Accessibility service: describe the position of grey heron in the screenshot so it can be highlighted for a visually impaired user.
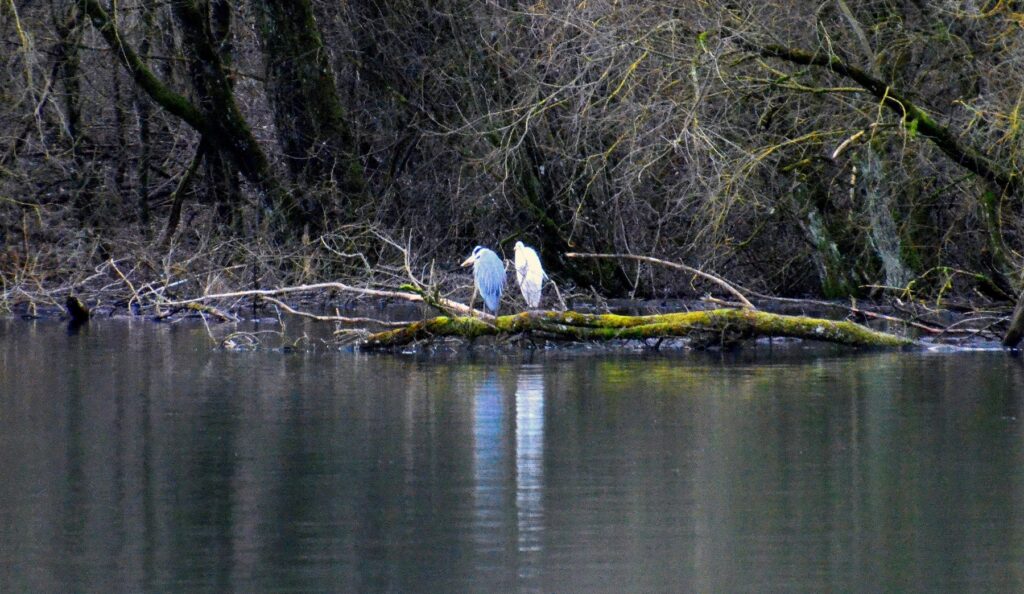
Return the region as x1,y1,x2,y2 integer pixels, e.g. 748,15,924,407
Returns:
461,246,506,313
513,241,546,309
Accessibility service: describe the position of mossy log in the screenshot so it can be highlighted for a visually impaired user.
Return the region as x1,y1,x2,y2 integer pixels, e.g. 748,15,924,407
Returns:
360,309,913,350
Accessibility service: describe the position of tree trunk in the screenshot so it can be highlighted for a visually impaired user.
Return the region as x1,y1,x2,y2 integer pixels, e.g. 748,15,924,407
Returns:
517,135,631,293
1003,291,1024,349
790,179,857,297
55,8,83,148
135,45,152,227
79,0,306,232
55,6,95,221
171,0,269,219
360,309,913,350
858,144,913,290
253,0,365,220
742,40,1020,285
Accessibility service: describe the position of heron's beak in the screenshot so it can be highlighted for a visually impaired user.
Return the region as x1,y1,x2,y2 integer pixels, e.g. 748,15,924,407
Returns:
460,255,475,267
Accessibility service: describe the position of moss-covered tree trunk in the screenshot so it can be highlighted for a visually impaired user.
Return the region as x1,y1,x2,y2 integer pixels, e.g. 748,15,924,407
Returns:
745,40,1020,288
361,309,913,350
741,38,1024,341
519,136,630,292
253,0,365,224
171,0,277,225
790,178,858,298
197,0,243,228
858,143,913,290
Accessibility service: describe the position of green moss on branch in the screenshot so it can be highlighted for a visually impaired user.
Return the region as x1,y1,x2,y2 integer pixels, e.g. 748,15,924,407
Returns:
360,309,913,350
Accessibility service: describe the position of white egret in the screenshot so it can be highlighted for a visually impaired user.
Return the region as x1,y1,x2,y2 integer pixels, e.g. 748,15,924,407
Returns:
513,241,546,309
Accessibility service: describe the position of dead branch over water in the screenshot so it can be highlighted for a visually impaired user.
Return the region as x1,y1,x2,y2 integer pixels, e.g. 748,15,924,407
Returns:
158,282,486,322
565,252,756,309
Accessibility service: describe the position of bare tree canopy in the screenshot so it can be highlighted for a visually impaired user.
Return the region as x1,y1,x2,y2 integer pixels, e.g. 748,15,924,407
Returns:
3,0,1024,329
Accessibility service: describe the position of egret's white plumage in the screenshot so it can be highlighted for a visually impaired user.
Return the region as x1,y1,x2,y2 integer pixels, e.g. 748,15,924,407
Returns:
513,241,546,308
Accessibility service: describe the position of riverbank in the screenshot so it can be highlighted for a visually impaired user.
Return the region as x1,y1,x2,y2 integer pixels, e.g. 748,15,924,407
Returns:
4,292,1011,353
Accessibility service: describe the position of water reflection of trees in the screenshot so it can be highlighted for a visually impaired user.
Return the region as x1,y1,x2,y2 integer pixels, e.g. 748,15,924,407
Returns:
3,326,1024,592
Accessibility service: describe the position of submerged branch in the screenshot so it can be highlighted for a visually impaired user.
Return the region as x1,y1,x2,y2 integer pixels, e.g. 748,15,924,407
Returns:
261,296,406,327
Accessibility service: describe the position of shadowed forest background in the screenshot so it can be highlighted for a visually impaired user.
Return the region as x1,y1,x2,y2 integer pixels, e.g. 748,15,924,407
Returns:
2,0,1023,306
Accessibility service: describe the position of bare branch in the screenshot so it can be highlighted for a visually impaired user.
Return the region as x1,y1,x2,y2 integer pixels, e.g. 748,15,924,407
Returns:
566,252,755,309
157,281,490,318
261,296,406,327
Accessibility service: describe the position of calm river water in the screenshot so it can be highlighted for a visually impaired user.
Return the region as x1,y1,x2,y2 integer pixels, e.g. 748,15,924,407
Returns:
2,319,1023,592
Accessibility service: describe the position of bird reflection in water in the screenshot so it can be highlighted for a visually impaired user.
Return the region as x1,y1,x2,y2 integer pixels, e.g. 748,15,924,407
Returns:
472,369,546,576
472,373,507,544
514,371,545,574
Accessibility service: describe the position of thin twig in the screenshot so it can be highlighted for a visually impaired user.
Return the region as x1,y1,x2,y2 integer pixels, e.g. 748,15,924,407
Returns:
158,281,488,317
109,259,140,309
740,291,950,335
261,296,407,327
566,252,755,309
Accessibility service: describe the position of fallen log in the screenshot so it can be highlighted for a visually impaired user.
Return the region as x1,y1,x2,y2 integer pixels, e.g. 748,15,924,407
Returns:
360,308,913,350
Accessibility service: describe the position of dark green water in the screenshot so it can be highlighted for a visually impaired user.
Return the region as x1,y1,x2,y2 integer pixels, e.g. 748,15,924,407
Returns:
2,320,1023,592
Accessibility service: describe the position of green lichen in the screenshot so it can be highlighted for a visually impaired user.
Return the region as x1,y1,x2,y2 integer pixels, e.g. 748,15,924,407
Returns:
361,309,913,350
